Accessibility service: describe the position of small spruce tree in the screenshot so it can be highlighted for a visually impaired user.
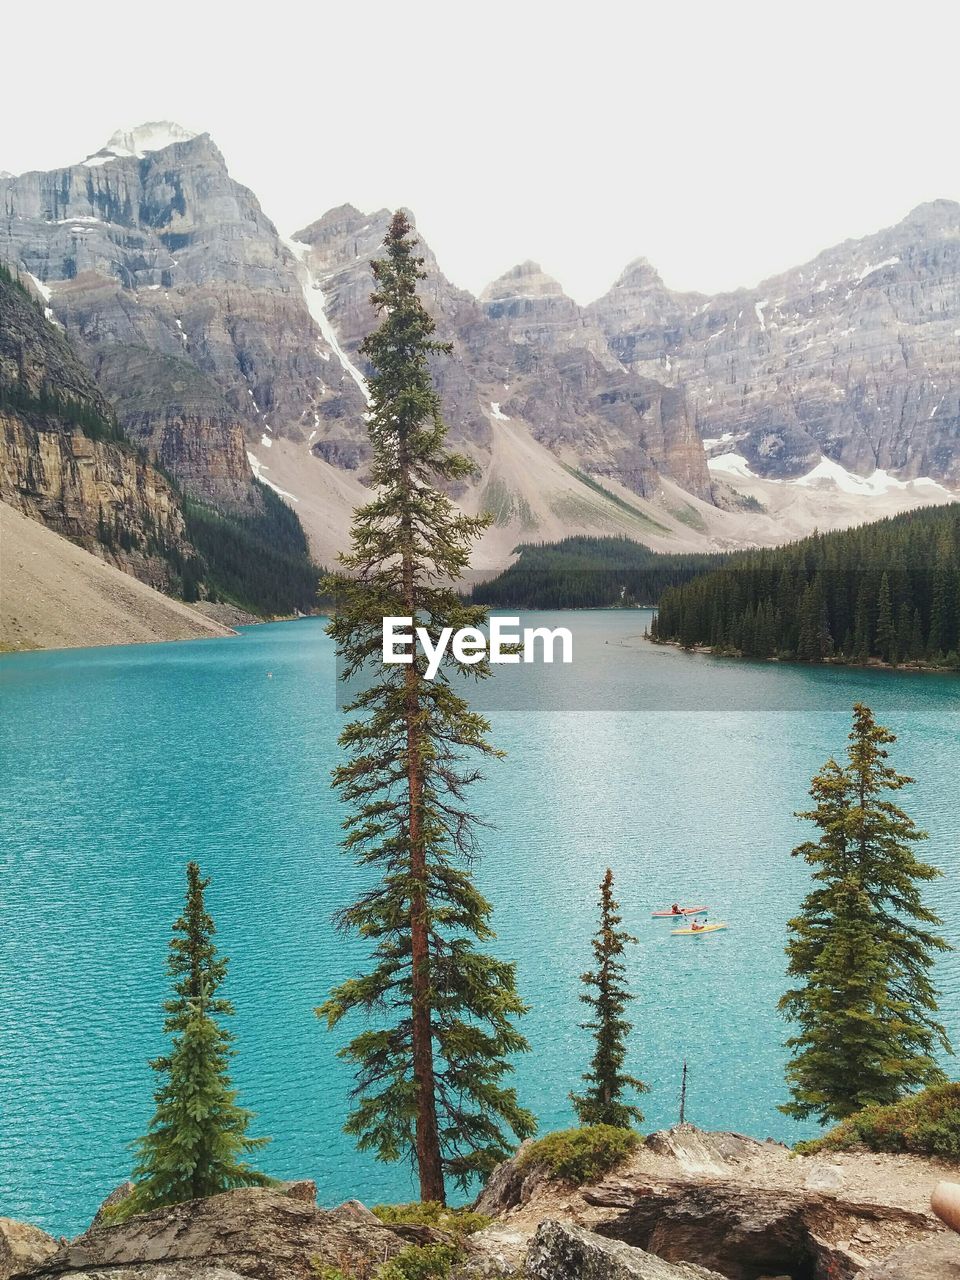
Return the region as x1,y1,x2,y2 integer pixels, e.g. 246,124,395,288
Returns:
780,703,951,1123
571,869,648,1128
114,863,269,1220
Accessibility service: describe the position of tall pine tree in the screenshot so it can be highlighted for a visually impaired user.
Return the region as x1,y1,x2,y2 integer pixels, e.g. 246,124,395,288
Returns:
114,863,269,1220
780,704,951,1123
571,869,647,1128
319,212,535,1204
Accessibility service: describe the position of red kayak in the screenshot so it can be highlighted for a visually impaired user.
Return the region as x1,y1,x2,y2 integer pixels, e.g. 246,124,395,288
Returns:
652,905,708,918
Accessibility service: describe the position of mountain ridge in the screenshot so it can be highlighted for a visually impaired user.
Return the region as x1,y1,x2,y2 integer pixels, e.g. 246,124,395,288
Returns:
2,125,958,572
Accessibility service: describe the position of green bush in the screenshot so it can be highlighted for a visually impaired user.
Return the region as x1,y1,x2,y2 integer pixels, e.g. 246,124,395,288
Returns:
377,1243,461,1280
798,1083,960,1159
516,1125,639,1185
371,1202,490,1236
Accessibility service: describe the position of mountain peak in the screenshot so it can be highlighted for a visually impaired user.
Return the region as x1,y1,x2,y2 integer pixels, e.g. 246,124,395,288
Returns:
899,198,960,231
613,257,666,290
82,122,198,166
481,260,568,303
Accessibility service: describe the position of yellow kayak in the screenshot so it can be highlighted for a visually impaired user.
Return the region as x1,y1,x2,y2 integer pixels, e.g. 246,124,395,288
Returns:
671,922,728,936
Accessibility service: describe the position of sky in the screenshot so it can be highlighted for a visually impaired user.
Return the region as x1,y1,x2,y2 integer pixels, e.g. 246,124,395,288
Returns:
2,0,959,304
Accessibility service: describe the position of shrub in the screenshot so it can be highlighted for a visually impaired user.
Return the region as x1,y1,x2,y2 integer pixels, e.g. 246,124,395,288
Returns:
798,1083,960,1160
516,1125,640,1185
377,1243,461,1280
371,1202,490,1236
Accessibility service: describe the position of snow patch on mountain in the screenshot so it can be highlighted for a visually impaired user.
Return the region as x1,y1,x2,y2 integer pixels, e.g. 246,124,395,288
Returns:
246,451,299,502
856,256,900,282
707,452,755,478
82,122,197,166
283,235,371,404
793,457,909,494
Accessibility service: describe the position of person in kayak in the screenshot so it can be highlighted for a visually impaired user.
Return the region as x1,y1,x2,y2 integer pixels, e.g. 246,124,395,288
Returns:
671,902,681,915
691,917,706,931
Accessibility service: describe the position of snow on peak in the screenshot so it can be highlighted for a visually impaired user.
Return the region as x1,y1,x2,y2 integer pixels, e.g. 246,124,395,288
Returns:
83,122,198,166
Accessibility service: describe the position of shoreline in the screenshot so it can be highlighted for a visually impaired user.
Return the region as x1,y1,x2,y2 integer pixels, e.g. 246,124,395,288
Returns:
649,635,960,677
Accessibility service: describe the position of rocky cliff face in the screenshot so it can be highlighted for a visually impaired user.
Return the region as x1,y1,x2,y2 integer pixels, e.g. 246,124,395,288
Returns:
0,269,191,588
590,201,960,485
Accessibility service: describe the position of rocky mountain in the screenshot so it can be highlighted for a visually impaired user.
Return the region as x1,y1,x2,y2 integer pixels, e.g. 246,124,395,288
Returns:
2,126,958,573
293,205,711,502
0,125,332,512
590,201,960,488
0,264,192,590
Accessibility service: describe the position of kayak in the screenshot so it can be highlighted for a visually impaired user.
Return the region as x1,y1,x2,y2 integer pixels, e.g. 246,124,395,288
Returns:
671,923,728,936
652,905,707,917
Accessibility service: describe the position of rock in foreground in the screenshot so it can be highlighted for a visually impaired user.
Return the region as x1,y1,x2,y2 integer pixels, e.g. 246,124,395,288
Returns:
525,1220,726,1279
23,1188,410,1280
0,1219,58,1280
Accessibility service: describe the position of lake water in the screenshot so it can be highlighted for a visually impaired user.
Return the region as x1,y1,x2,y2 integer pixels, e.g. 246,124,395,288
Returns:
1,613,958,1236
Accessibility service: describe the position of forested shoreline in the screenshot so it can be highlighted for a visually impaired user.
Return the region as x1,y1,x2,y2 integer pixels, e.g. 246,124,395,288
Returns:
650,505,960,671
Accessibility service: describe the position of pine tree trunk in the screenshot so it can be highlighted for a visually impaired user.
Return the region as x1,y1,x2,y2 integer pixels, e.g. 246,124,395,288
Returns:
400,456,445,1205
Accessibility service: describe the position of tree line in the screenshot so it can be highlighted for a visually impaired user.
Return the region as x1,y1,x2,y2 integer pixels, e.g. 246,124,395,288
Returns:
651,506,960,669
182,481,320,615
471,536,728,610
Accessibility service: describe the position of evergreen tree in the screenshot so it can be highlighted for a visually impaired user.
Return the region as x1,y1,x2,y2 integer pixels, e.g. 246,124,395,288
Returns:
571,869,648,1128
318,212,534,1204
780,704,951,1124
875,572,897,665
115,864,269,1220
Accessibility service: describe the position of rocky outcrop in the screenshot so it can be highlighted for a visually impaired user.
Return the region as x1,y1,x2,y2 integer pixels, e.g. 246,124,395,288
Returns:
476,1125,953,1280
525,1220,725,1280
586,1176,935,1279
0,1218,58,1280
0,268,194,588
590,201,960,486
24,1188,409,1280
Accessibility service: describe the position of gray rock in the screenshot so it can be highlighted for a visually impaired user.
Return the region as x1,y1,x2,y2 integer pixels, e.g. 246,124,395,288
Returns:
524,1220,725,1279
0,1218,58,1280
861,1232,960,1278
21,1187,411,1280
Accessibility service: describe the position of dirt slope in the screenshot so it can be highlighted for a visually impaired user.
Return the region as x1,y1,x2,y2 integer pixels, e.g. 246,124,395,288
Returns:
0,501,234,652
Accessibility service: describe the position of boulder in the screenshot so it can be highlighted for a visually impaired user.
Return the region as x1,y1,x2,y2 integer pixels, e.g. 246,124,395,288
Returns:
0,1219,58,1280
21,1187,411,1280
524,1220,725,1279
276,1180,317,1205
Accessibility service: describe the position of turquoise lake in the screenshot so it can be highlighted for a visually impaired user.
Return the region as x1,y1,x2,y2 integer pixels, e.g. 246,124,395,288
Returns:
1,612,958,1236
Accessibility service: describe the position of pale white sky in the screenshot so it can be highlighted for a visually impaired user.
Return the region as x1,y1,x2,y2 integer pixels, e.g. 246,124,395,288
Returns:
3,0,958,303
